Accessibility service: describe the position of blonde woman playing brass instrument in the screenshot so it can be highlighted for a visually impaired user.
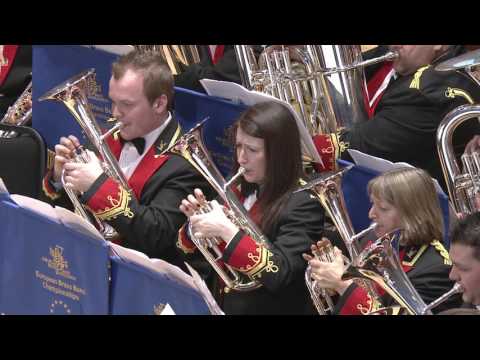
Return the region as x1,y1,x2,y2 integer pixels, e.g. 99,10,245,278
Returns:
304,168,461,314
177,101,325,315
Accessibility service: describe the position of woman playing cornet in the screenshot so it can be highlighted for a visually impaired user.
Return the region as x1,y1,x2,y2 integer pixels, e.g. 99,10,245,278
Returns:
178,101,325,314
304,168,462,314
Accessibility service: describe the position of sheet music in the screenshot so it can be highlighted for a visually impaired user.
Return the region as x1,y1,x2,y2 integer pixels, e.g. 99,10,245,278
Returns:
0,177,9,194
185,262,225,315
54,206,105,242
81,45,134,56
10,194,60,223
347,149,446,195
159,303,176,315
199,79,323,167
109,243,197,290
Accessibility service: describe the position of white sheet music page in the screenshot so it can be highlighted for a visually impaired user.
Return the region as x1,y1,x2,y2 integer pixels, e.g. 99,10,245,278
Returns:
54,206,105,242
184,262,225,315
10,194,60,223
199,79,323,167
0,177,9,195
347,149,446,195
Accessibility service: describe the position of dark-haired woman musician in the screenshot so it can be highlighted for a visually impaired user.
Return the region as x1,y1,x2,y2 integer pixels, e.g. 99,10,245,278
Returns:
177,101,325,314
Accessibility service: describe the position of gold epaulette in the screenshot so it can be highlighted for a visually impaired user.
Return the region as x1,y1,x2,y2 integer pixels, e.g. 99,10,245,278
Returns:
409,65,430,90
431,239,452,266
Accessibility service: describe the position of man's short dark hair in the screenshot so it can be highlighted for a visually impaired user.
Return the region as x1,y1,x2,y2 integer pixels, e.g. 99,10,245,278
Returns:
450,212,480,261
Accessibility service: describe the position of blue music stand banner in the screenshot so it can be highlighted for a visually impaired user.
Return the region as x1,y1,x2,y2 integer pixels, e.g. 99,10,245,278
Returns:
174,87,247,177
339,159,452,248
32,45,119,150
109,256,211,315
0,198,110,314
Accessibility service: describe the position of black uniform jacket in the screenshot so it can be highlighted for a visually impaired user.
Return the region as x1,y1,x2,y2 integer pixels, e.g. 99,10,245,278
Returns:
174,45,263,94
335,233,462,315
315,46,480,190
42,117,213,268
177,184,325,315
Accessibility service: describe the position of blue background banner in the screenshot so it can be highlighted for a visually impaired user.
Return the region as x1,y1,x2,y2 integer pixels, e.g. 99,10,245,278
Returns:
0,197,110,315
109,256,210,315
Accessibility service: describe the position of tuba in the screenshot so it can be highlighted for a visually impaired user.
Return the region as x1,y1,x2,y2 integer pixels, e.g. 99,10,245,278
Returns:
132,45,200,75
436,48,480,215
342,229,432,315
166,119,271,292
234,45,398,138
295,166,380,313
0,80,32,138
38,69,133,240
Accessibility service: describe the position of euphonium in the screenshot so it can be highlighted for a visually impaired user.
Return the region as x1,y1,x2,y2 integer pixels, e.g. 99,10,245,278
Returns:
435,49,480,215
39,69,133,240
132,45,200,75
0,80,32,138
342,229,432,315
166,119,270,291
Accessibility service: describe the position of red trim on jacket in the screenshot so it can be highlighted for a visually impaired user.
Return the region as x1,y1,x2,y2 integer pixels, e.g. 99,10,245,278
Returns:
0,45,19,86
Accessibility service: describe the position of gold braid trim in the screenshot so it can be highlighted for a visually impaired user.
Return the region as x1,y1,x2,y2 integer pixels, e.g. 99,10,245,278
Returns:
89,186,134,221
431,239,452,265
356,292,383,315
445,87,475,104
176,228,196,254
42,178,60,201
235,245,279,279
46,149,56,171
402,244,428,267
409,65,430,90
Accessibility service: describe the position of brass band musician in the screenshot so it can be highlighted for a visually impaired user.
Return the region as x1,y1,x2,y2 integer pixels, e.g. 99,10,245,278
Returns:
304,168,461,314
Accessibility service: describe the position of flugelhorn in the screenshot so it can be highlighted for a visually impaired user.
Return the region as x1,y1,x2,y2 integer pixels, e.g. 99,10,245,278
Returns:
39,69,133,240
167,119,270,291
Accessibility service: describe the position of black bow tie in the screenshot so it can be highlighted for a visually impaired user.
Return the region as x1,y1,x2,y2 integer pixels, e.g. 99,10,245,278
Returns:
119,136,146,155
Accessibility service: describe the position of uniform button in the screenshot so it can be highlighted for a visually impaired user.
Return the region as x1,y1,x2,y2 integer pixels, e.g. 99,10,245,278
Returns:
224,286,231,294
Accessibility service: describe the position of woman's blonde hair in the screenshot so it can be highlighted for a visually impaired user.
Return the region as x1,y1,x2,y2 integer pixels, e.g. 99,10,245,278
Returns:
368,168,444,246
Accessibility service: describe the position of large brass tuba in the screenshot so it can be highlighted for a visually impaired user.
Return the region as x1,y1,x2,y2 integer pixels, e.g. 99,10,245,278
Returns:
39,69,133,240
234,45,398,137
436,48,480,215
132,45,200,75
166,119,271,292
0,80,32,138
342,229,432,315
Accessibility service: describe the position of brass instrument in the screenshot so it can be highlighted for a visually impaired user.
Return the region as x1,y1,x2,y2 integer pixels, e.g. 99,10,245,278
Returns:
234,45,398,137
132,45,200,75
0,80,32,138
305,238,341,314
39,69,133,240
166,119,270,292
296,166,381,313
422,283,463,314
342,229,432,315
436,48,480,215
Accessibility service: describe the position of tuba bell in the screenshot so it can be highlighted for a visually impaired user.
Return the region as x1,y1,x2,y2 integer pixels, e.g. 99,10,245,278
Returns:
436,48,480,215
39,69,134,240
166,119,271,292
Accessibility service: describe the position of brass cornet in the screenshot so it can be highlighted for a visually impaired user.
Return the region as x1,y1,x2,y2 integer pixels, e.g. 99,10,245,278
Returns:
0,80,32,138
